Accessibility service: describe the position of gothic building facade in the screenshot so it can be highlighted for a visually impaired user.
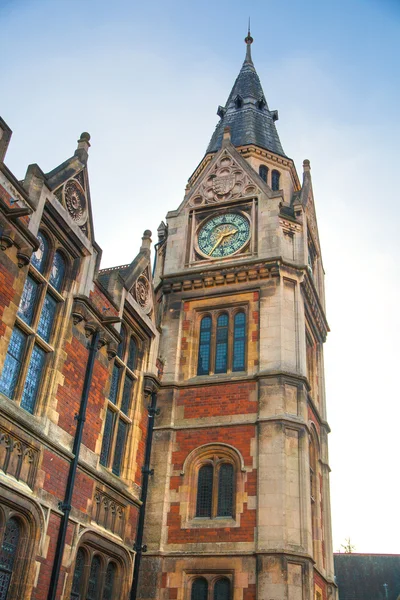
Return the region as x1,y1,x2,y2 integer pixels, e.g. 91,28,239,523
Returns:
0,32,335,600
138,34,336,600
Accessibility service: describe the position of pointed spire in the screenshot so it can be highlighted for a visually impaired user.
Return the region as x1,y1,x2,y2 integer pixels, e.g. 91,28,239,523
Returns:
244,20,253,65
206,32,286,157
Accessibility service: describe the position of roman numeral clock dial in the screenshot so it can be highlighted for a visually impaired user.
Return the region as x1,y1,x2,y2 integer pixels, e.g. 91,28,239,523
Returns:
197,212,250,259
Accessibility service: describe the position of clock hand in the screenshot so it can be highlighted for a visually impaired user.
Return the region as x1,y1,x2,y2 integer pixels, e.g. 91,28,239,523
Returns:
209,234,224,256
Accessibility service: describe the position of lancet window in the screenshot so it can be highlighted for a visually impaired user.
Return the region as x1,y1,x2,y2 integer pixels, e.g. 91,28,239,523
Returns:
197,310,247,376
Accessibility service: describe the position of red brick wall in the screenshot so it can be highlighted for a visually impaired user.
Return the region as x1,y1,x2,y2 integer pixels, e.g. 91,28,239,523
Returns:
314,571,328,600
176,381,257,419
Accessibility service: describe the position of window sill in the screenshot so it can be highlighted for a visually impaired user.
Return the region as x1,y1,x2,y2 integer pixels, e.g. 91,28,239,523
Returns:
184,517,238,529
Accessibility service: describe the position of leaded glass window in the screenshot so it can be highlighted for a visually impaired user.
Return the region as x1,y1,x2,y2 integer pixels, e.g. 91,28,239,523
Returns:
197,316,211,375
101,326,138,477
217,464,234,517
0,230,67,413
49,251,65,291
0,517,20,600
0,328,26,399
112,420,127,476
191,578,208,600
109,365,121,404
232,312,246,372
37,294,57,342
86,555,101,600
259,164,268,183
31,231,49,273
70,548,85,600
196,465,213,517
100,409,114,467
214,578,230,600
215,314,228,374
271,169,280,191
103,562,116,600
20,345,45,413
18,276,38,325
127,337,137,371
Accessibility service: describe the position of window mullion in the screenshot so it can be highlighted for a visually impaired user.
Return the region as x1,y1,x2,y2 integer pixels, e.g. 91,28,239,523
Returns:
212,464,219,518
227,310,233,373
13,334,34,404
210,316,216,375
107,409,119,469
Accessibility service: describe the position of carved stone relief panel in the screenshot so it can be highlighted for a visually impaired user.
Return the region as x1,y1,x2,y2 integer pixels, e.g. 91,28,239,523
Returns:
188,151,261,207
0,426,39,489
132,268,153,315
92,488,126,537
53,171,89,236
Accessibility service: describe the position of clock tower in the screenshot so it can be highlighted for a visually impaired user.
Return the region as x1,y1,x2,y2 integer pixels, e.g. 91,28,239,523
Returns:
138,32,336,600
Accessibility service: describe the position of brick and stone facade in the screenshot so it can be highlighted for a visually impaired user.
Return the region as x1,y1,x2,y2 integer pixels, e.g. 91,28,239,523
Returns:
137,36,336,600
0,118,159,598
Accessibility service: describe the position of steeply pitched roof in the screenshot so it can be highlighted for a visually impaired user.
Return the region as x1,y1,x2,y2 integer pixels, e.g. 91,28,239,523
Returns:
334,554,400,600
207,32,286,157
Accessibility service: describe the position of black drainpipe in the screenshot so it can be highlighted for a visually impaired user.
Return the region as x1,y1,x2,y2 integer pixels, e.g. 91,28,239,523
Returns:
130,389,158,600
47,329,100,600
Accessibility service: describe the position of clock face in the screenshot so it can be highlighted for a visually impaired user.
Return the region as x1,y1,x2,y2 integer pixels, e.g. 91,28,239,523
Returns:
197,212,250,258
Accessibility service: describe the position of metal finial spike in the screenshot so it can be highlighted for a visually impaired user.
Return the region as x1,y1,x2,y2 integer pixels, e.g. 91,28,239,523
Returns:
244,19,253,64
248,17,251,36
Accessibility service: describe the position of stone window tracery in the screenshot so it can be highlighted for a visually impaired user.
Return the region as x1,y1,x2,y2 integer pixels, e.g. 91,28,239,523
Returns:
100,326,140,477
196,309,247,377
0,230,68,413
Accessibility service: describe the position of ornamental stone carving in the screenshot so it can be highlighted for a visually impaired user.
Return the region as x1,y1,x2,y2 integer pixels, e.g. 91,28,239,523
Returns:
134,271,152,313
64,180,87,226
188,152,260,207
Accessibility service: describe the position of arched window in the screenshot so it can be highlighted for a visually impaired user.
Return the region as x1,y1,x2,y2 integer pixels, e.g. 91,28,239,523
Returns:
259,165,268,183
215,314,229,374
309,435,318,557
232,312,246,372
31,231,49,274
196,465,213,517
0,517,21,599
86,555,101,600
214,578,231,600
197,316,212,376
191,578,208,600
271,169,280,191
195,460,235,519
0,235,67,413
234,95,243,109
217,463,234,517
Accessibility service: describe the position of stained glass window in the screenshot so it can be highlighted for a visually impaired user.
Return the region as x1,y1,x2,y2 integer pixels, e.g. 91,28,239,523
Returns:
233,312,246,372
271,169,280,191
214,578,230,600
127,337,137,371
20,345,45,413
18,276,39,326
120,375,133,415
31,232,49,273
197,316,211,376
86,555,101,600
109,365,121,404
117,327,126,360
49,251,65,291
259,165,268,183
100,409,114,467
196,465,213,517
0,517,20,600
217,464,234,517
0,328,26,398
103,562,116,600
215,314,228,374
70,548,85,600
37,294,57,342
191,578,208,600
112,419,127,476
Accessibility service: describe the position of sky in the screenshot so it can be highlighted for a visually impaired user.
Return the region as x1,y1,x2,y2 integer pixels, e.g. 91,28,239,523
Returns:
1,0,400,554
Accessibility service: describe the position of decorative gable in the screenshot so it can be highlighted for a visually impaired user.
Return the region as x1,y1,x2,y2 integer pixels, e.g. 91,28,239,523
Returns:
53,169,92,238
187,148,262,208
